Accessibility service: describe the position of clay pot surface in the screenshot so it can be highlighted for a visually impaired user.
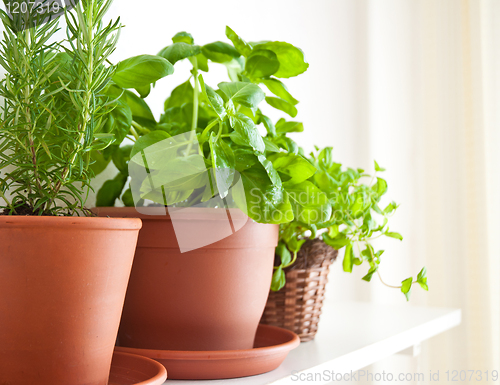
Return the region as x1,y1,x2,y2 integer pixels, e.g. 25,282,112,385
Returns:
94,207,279,351
109,351,167,385
115,324,300,380
0,216,141,385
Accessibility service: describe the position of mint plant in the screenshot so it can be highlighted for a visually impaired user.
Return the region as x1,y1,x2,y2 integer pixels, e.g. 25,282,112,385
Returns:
275,148,428,300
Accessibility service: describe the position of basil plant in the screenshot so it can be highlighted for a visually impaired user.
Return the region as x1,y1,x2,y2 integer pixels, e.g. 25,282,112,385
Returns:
94,27,315,224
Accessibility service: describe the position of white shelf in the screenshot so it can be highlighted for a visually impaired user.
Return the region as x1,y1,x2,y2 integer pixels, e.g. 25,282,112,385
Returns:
165,301,461,385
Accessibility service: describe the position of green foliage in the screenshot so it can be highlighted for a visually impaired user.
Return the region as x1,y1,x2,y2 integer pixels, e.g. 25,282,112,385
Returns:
275,149,427,300
95,27,310,221
0,0,121,216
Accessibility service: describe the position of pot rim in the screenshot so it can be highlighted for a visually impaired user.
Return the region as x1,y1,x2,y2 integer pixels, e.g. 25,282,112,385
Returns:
92,206,251,222
0,215,142,230
115,324,300,361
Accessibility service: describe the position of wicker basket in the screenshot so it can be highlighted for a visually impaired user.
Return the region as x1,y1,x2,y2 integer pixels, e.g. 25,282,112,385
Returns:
260,258,334,342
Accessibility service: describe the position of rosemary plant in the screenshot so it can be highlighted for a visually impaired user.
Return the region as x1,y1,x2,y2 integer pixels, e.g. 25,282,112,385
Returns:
0,0,120,216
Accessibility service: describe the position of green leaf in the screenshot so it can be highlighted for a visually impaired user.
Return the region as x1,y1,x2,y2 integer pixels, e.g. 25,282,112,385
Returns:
233,147,258,172
401,277,413,301
105,96,132,144
135,84,151,98
372,177,388,196
270,153,316,185
113,55,174,89
209,134,235,195
245,49,280,79
130,131,171,160
275,118,304,134
343,243,354,273
121,188,135,207
233,165,294,224
276,242,292,266
226,26,252,57
265,97,298,118
230,113,265,153
323,233,351,250
257,154,282,188
164,80,194,110
219,82,265,109
362,267,378,282
90,150,111,176
251,41,309,78
271,266,286,291
260,115,276,137
202,41,240,63
112,145,132,174
158,43,201,65
96,173,128,207
374,160,386,172
385,231,403,241
417,267,429,291
172,32,194,45
285,181,332,224
196,53,209,72
199,76,225,119
122,90,157,128
261,78,299,105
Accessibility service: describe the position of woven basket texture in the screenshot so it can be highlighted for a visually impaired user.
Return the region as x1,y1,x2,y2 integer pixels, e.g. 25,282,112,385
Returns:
261,258,333,342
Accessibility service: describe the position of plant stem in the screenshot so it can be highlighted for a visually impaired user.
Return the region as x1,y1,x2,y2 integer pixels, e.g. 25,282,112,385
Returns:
0,189,16,214
129,126,140,141
185,58,199,157
376,271,402,289
200,119,219,143
51,1,94,205
131,120,150,135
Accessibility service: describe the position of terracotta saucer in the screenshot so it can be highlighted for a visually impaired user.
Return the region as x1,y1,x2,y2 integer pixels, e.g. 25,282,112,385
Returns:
109,350,167,385
115,324,300,380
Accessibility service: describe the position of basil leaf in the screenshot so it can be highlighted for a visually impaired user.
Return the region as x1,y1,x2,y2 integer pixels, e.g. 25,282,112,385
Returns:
266,97,298,118
96,173,128,207
172,32,194,45
112,145,132,174
202,41,240,63
234,165,294,224
275,118,304,134
158,43,201,65
270,153,316,185
225,26,252,57
164,80,194,110
230,113,266,153
261,78,299,105
218,82,265,109
130,131,171,160
113,55,174,88
245,49,280,79
252,41,309,78
199,76,225,119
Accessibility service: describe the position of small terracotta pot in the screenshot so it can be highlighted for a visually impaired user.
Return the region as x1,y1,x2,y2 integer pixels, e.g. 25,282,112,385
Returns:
0,216,142,385
94,207,279,351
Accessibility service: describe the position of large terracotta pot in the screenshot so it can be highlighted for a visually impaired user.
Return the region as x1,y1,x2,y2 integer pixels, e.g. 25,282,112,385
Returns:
93,207,279,351
0,216,142,385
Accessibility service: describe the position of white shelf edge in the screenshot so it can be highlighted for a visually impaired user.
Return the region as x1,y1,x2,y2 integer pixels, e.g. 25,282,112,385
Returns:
270,308,462,385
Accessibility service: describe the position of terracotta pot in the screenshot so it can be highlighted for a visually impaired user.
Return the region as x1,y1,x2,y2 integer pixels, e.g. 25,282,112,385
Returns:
0,216,142,385
93,207,279,351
